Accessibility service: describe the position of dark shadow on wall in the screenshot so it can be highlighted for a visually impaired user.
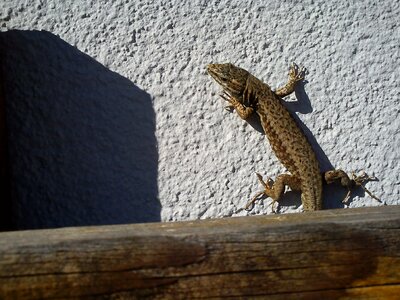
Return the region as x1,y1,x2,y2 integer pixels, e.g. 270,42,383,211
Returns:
0,30,160,230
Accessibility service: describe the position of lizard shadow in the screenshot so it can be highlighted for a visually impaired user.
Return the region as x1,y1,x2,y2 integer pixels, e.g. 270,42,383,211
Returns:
285,80,313,114
0,30,160,230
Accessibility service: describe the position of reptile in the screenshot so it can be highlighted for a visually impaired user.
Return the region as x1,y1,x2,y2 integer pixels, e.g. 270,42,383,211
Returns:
207,62,379,211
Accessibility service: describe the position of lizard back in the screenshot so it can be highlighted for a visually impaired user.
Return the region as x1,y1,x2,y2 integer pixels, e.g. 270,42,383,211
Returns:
246,74,323,210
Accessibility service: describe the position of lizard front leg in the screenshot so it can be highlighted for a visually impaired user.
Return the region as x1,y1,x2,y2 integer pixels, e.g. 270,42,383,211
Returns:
245,173,301,212
274,62,306,98
221,91,254,120
324,170,380,203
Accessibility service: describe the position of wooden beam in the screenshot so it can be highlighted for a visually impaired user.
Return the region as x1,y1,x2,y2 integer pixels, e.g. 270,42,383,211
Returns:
0,206,399,299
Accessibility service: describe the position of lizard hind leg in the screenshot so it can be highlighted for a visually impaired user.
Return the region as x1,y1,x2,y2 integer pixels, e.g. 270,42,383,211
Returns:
352,171,380,201
245,173,301,212
324,170,380,204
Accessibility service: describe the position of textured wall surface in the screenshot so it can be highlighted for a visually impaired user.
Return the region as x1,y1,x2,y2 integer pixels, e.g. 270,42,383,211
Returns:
1,0,399,229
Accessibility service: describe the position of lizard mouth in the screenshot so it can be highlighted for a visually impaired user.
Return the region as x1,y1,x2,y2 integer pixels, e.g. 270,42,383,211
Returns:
207,64,230,89
206,64,219,80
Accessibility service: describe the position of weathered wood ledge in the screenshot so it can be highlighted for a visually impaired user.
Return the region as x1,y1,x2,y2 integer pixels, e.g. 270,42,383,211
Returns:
1,206,399,299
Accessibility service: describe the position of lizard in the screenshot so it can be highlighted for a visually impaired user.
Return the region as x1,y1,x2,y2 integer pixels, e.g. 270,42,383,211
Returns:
207,62,379,211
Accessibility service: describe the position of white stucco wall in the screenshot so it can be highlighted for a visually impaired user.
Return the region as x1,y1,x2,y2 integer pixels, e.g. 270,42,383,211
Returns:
1,0,399,229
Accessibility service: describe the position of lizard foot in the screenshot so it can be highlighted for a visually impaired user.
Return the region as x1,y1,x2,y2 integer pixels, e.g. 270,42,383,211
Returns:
289,62,307,82
220,91,254,119
244,173,278,212
350,171,381,202
325,170,380,204
220,91,234,111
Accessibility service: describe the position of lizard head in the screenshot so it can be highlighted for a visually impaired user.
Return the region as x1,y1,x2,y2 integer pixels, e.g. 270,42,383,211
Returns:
207,63,249,96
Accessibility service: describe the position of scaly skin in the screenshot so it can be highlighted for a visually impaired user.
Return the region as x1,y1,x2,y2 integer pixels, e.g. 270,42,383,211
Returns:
207,63,379,211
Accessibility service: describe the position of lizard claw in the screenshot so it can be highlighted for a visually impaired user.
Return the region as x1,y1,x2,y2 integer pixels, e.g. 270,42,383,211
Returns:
289,62,306,82
220,91,230,101
244,191,277,212
244,173,277,212
255,173,273,189
220,91,235,112
244,191,265,211
351,171,381,202
224,105,234,112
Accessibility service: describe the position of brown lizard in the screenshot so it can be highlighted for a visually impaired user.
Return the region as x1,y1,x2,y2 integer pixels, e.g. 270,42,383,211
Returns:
207,62,379,211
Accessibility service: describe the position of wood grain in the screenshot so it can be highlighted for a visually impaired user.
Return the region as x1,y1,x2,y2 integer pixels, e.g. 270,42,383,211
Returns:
0,206,399,299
